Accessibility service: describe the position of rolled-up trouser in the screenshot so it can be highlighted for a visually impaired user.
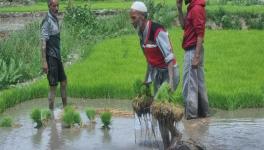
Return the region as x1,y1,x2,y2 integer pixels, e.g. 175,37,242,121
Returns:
153,63,180,95
183,46,209,119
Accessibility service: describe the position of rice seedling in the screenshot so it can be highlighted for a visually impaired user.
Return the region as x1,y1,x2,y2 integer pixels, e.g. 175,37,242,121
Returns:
151,82,184,122
41,109,52,121
151,82,184,149
100,111,112,129
62,105,81,128
0,116,13,127
31,108,42,128
132,80,153,118
85,107,96,122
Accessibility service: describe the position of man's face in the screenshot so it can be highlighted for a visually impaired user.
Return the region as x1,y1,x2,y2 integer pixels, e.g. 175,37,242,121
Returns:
130,10,144,32
49,0,59,16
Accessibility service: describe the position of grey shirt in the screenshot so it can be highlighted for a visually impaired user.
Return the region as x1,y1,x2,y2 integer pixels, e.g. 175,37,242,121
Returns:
41,12,61,59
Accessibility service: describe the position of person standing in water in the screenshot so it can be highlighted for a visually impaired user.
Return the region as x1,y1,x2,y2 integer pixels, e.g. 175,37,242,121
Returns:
130,1,181,149
177,0,209,120
41,0,67,110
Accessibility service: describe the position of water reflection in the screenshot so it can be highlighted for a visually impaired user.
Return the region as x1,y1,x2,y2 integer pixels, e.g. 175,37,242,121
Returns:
86,122,96,134
102,128,111,143
32,127,44,147
48,119,63,150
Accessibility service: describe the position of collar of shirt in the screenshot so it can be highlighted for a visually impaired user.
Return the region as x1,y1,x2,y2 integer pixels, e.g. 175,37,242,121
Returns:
48,11,59,23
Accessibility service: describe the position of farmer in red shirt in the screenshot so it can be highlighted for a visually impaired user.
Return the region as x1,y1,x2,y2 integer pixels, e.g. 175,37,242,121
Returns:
177,0,209,119
130,1,181,148
130,1,180,95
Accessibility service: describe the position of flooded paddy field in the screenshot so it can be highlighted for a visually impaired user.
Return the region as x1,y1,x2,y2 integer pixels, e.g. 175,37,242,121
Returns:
0,98,263,150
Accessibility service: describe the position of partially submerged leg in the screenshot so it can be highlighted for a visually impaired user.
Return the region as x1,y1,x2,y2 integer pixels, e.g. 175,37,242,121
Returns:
158,119,170,149
183,49,199,119
167,122,182,149
197,48,209,117
60,80,67,107
48,86,57,110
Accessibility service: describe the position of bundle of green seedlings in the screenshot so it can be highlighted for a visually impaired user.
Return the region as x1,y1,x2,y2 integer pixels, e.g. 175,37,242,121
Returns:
30,109,52,128
0,116,13,127
62,105,81,128
132,80,153,117
85,107,96,123
151,82,184,124
100,111,112,129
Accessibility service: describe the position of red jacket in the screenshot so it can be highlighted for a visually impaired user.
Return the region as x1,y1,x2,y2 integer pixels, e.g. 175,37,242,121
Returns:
182,0,206,49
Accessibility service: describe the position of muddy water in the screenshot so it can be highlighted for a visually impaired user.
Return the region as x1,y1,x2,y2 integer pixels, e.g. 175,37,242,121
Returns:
0,98,264,150
0,13,64,39
0,15,42,32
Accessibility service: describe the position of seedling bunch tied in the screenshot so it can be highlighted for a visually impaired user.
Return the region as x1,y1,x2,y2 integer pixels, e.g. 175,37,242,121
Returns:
151,82,184,123
132,80,153,117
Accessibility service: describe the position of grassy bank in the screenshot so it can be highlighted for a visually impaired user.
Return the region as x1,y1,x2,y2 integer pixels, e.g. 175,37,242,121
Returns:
0,22,85,89
0,29,264,112
0,0,264,13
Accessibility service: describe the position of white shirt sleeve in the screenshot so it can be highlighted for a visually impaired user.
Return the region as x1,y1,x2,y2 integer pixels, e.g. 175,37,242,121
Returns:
155,31,175,64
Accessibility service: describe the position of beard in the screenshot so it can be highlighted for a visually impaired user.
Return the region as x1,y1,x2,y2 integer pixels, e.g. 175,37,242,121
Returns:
134,19,144,33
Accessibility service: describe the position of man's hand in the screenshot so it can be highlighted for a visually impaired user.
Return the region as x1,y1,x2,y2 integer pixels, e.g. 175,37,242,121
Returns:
192,55,200,69
177,0,183,9
143,80,151,86
42,62,48,74
169,80,174,93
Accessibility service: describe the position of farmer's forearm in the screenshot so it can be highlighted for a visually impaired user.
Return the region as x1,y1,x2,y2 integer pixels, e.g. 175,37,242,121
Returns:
176,0,185,29
177,9,185,29
168,61,174,83
144,64,151,83
41,40,47,64
195,36,203,58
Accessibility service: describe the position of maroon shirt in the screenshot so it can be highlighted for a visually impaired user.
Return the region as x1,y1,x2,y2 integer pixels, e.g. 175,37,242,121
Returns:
182,0,206,49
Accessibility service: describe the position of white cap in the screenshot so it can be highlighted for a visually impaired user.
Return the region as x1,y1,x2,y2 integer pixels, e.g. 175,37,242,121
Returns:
131,1,147,13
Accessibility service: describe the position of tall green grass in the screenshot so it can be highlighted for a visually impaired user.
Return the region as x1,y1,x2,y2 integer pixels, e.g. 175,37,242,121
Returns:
0,29,264,112
0,21,84,89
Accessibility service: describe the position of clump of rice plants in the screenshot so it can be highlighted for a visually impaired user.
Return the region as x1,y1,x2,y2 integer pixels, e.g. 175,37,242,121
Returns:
154,82,174,102
62,105,81,128
41,109,52,120
100,111,112,129
31,108,42,128
0,116,13,127
132,79,153,117
150,82,184,149
30,109,52,128
41,109,52,125
151,82,183,122
85,107,96,122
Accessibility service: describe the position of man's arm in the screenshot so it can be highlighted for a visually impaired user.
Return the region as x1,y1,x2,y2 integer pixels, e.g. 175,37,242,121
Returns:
144,63,152,85
167,60,174,90
41,40,48,74
192,36,203,69
191,6,206,69
41,20,49,74
177,0,185,29
155,31,176,89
